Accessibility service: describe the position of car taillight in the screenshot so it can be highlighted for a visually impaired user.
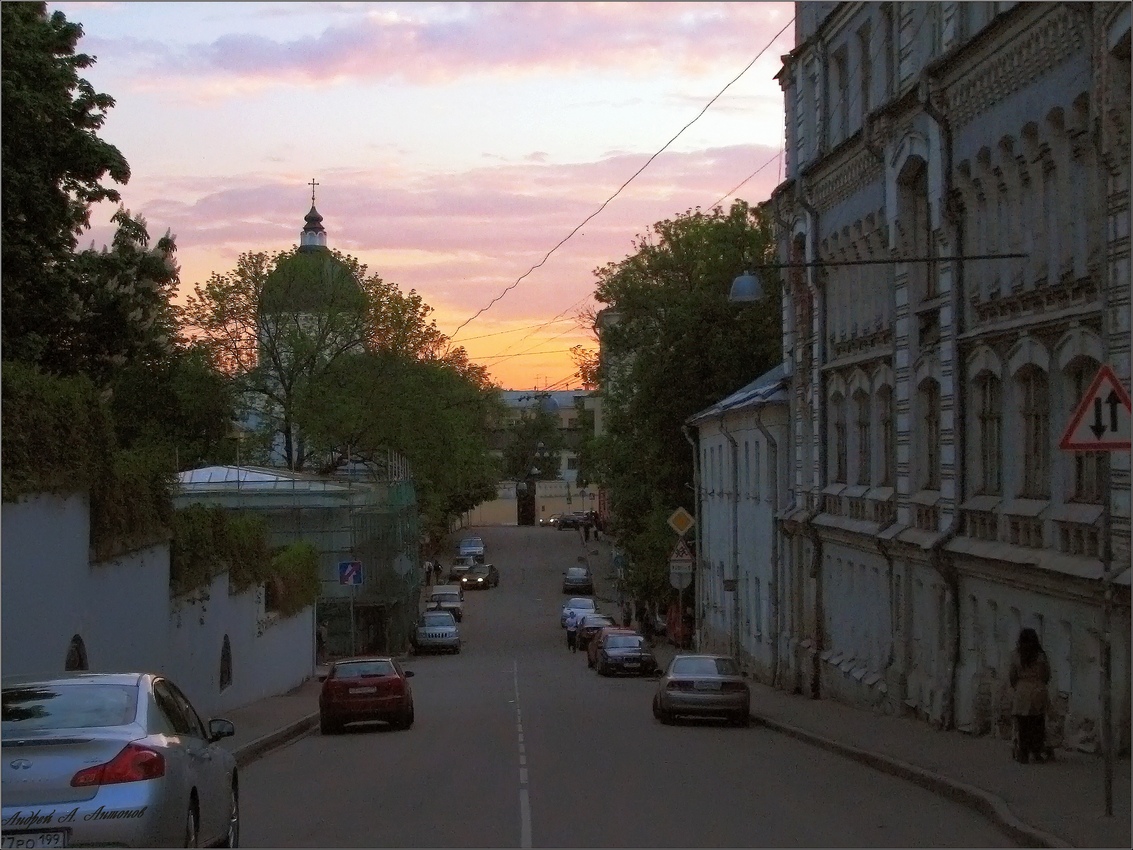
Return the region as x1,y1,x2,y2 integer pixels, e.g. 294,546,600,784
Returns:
666,681,692,691
71,742,165,787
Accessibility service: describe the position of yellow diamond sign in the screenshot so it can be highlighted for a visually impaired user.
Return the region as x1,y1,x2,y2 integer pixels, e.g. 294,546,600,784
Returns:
667,507,695,537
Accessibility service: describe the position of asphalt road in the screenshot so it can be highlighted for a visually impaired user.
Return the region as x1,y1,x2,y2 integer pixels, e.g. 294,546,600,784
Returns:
240,524,1014,848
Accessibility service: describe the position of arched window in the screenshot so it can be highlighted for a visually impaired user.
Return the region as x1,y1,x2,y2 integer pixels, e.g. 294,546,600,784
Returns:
878,385,895,487
975,374,1002,495
1066,359,1103,503
64,635,88,672
854,390,872,486
219,635,233,691
1017,366,1050,498
831,393,848,484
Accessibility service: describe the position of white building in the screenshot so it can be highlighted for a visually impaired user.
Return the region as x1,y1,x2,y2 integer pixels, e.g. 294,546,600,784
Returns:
704,1,1131,753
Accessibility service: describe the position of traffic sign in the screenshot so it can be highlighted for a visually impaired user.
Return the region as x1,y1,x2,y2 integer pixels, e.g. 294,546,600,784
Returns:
668,507,695,536
1059,364,1131,451
339,561,363,585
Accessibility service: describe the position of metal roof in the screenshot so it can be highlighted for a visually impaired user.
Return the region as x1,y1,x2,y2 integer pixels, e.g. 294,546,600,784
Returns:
686,362,789,425
177,465,354,493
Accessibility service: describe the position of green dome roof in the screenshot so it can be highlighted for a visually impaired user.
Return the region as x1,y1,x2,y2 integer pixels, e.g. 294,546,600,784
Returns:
259,248,367,315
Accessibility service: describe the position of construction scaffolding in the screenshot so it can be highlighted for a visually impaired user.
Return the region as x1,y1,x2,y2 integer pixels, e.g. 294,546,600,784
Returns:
175,465,422,659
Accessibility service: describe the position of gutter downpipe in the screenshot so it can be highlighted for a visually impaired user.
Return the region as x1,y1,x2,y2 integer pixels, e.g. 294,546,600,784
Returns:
800,189,826,699
753,402,781,689
922,78,963,732
682,424,703,652
719,415,742,666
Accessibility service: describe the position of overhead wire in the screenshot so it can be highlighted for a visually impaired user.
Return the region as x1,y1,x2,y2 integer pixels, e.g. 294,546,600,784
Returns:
446,15,796,343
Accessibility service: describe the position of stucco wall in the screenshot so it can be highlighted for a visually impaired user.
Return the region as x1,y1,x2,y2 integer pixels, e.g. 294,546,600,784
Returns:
1,493,313,719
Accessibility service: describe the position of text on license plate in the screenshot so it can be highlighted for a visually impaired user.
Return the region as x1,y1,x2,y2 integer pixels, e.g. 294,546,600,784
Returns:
624,662,640,667
349,687,378,694
2,831,69,849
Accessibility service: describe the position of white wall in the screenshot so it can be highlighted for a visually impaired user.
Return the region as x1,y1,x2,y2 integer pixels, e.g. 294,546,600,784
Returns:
2,493,313,719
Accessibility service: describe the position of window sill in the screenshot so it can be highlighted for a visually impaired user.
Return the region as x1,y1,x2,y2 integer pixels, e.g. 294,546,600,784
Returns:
1000,498,1048,518
910,489,941,506
961,494,1001,512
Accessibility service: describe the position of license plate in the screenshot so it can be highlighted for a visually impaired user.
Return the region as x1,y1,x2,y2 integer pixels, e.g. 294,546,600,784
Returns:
624,662,640,668
694,681,720,691
349,687,378,694
2,832,69,849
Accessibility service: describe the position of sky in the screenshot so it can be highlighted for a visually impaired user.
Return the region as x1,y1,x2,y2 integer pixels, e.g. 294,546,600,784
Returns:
55,1,795,389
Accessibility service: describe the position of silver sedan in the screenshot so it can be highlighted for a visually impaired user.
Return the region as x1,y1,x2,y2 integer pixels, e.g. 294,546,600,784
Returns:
652,655,751,726
2,672,239,848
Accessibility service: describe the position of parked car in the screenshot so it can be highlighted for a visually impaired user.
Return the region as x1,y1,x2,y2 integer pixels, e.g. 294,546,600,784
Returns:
652,654,750,726
1,671,239,849
540,513,562,527
319,656,415,734
576,613,618,652
561,597,597,627
448,555,480,581
461,563,499,590
412,610,461,654
561,565,593,595
557,512,591,530
425,586,464,621
457,536,485,558
590,629,658,676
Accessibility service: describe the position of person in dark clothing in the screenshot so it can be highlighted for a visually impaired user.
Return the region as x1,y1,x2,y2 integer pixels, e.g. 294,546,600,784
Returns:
640,605,654,645
1009,628,1052,763
565,609,580,652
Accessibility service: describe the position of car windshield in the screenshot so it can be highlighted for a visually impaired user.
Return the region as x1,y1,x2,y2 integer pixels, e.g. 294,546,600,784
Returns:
333,660,396,678
469,567,489,576
670,657,740,676
422,613,454,627
432,592,460,603
567,598,595,610
582,615,614,628
606,635,643,649
2,683,138,732
566,568,588,578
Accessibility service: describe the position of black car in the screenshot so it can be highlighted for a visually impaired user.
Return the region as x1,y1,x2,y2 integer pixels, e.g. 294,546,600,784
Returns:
562,566,593,594
595,631,658,676
557,512,591,530
576,613,617,652
460,563,499,590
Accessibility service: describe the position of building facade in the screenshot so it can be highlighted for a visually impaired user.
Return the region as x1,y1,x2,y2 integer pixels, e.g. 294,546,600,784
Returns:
760,1,1130,750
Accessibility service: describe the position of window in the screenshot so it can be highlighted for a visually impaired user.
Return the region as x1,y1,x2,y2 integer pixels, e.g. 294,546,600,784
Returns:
832,46,849,143
921,380,941,490
753,440,762,500
1067,361,1103,503
64,634,88,672
743,441,750,497
832,393,848,483
219,635,233,692
1018,367,1050,498
976,374,1002,495
859,23,872,117
855,391,872,486
152,680,193,736
878,385,895,487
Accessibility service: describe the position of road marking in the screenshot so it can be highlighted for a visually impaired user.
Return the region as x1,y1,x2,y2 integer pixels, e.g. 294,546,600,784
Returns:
514,659,532,849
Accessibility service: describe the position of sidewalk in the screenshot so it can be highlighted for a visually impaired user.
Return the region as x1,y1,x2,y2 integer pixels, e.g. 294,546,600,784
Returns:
646,640,1130,849
215,672,324,767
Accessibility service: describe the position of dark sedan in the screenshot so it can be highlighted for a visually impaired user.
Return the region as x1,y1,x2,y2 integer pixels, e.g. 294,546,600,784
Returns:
460,563,499,590
319,656,415,734
576,613,618,652
557,512,591,530
593,629,658,676
561,566,593,594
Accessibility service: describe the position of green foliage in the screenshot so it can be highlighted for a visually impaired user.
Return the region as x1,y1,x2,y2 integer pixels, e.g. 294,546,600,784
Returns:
499,395,565,481
270,541,321,617
222,513,273,593
593,200,781,605
89,447,176,562
2,2,130,368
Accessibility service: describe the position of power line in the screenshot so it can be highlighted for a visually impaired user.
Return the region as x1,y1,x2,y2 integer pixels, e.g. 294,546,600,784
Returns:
454,318,576,343
447,15,796,342
710,148,783,210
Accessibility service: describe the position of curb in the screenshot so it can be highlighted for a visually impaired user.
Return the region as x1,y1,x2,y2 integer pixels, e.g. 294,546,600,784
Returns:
231,712,319,768
750,712,1072,849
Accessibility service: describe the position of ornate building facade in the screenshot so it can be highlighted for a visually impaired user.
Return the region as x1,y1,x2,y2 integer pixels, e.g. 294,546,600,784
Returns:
764,1,1130,750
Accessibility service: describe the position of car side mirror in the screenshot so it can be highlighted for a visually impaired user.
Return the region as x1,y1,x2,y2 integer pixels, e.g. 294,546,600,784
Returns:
405,670,415,678
208,718,235,742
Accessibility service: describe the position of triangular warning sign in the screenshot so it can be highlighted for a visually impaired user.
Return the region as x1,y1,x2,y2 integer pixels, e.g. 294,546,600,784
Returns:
1059,364,1132,451
669,538,694,568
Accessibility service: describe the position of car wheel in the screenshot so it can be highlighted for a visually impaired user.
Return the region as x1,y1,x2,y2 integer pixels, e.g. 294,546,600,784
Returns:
734,712,751,728
404,703,414,729
319,715,339,735
597,659,608,676
184,799,199,848
221,781,239,847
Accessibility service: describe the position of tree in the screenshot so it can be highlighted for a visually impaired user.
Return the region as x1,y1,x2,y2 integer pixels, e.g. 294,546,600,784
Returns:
570,344,599,390
499,395,566,482
2,2,130,367
593,200,781,605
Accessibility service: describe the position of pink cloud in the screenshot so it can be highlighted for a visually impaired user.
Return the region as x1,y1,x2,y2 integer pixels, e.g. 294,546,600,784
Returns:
86,2,794,94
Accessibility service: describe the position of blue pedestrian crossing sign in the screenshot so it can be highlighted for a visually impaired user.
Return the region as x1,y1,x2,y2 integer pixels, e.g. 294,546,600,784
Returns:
339,561,363,585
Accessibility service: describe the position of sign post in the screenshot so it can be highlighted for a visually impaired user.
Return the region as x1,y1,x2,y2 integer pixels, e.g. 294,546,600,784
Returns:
1058,364,1131,817
339,561,363,656
668,511,696,648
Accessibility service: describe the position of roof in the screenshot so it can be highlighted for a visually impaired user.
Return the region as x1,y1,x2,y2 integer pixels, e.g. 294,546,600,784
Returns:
177,465,355,493
259,247,366,315
686,362,789,425
498,390,590,410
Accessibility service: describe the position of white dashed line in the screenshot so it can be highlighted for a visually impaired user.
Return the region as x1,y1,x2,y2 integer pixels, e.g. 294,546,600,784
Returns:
514,659,532,849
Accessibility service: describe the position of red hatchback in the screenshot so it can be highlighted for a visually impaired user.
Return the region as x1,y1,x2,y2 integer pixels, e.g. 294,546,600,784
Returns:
319,656,415,734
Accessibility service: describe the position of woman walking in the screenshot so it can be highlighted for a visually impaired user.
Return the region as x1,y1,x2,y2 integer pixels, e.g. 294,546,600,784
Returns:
1009,628,1052,763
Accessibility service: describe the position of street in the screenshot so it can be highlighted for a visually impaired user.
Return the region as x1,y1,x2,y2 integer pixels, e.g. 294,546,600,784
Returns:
240,525,1013,848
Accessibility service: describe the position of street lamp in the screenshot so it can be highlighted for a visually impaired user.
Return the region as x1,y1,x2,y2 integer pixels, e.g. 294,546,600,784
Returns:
729,269,764,302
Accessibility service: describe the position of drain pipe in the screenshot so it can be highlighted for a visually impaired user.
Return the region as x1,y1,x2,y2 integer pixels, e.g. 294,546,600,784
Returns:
719,415,741,665
682,424,703,652
922,78,964,731
753,403,781,689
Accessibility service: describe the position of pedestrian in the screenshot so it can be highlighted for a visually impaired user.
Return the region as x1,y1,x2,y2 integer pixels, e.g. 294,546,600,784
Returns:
434,560,444,585
1009,627,1052,763
565,609,580,652
641,605,654,646
316,621,329,664
622,603,632,628
424,559,434,586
